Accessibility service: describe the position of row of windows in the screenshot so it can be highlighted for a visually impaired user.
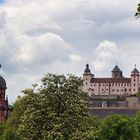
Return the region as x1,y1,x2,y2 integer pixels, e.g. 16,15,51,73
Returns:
86,77,137,80
90,83,131,87
85,83,136,87
90,88,136,92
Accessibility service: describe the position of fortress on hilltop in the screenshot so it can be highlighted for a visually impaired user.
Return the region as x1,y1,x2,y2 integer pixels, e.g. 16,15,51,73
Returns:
82,64,140,109
83,64,140,96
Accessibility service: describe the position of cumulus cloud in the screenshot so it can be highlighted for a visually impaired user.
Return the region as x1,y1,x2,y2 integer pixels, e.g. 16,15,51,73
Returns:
17,33,76,64
0,0,140,103
69,54,82,62
92,40,119,72
0,1,85,103
0,9,81,73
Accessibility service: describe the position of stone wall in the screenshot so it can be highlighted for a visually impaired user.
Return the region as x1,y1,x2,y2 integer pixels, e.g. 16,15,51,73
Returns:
89,108,140,117
126,97,140,107
89,96,140,108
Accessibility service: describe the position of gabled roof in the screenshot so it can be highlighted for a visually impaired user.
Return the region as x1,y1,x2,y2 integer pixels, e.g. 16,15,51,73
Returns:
131,68,139,73
112,65,120,72
90,78,131,83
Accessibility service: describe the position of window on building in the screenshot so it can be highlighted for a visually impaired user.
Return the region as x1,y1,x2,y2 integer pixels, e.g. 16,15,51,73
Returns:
86,82,87,85
134,89,135,91
94,84,96,86
134,79,135,82
117,89,119,92
102,89,104,91
112,89,114,92
134,83,135,86
91,84,92,86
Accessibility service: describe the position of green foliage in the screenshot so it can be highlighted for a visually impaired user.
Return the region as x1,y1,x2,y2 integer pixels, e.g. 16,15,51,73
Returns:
16,74,88,140
2,127,20,140
71,116,101,140
136,91,140,97
134,111,140,134
98,114,139,140
135,3,140,18
0,122,5,139
1,91,35,140
3,74,140,140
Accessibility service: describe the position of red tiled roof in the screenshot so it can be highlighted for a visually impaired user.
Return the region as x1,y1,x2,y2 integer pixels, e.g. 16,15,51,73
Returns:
90,78,131,83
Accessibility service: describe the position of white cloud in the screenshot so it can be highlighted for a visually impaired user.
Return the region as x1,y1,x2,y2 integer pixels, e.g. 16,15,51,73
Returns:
0,2,84,103
0,0,140,103
17,33,75,64
92,40,119,71
69,54,81,62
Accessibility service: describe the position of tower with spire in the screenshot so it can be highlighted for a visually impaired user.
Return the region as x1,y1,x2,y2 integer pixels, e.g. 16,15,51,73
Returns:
83,64,94,94
112,64,123,78
0,64,9,122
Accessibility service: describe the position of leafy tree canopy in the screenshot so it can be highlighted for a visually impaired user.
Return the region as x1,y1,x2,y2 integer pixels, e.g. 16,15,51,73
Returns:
135,3,140,18
16,74,88,140
98,114,139,140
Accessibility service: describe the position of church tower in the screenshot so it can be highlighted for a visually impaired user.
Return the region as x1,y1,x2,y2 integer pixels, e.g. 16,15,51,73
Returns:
131,66,140,95
0,65,9,122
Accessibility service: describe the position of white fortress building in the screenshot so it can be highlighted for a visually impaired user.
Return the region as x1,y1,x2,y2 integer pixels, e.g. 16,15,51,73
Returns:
83,64,140,96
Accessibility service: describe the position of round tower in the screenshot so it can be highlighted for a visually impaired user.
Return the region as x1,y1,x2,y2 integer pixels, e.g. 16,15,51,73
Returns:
0,65,8,122
131,66,139,95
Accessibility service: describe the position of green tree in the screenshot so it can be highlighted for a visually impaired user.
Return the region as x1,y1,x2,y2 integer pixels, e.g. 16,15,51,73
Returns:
17,74,88,140
136,91,140,97
134,111,140,135
0,122,5,139
2,127,20,140
98,114,139,140
71,116,101,140
135,3,140,18
2,90,36,140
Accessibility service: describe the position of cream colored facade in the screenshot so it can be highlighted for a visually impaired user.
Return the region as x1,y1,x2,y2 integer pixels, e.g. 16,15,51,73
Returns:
83,64,140,96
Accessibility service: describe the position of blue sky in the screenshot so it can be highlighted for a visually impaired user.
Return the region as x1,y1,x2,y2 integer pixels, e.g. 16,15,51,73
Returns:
0,0,140,103
0,0,5,3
